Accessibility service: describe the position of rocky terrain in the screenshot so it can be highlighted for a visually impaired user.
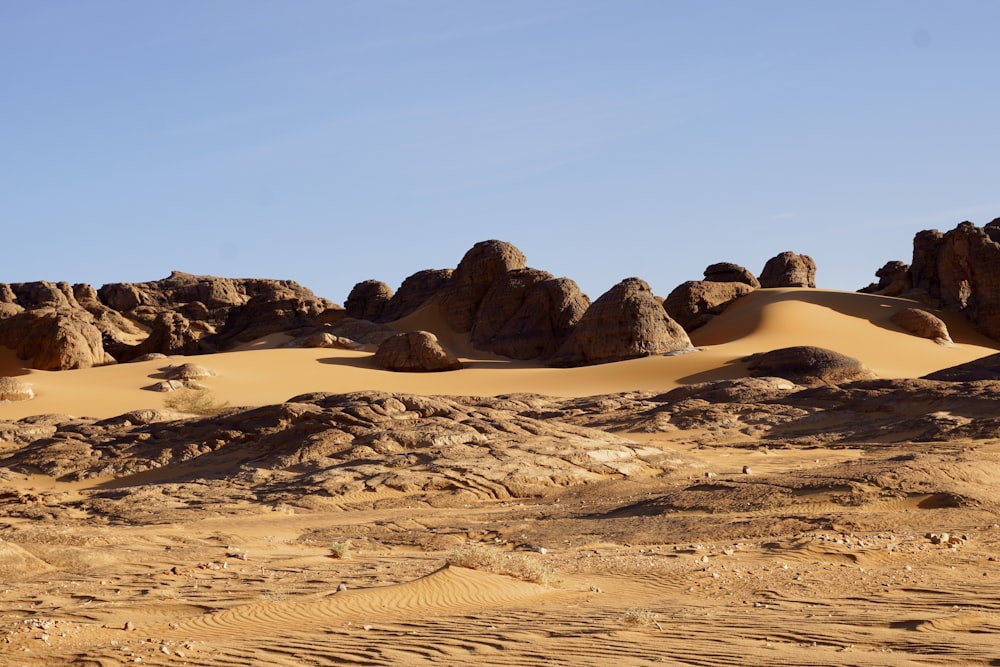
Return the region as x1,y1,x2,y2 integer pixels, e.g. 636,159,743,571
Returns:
3,218,1000,665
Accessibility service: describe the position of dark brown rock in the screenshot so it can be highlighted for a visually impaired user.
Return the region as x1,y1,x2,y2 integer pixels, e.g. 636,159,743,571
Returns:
439,240,527,333
859,261,911,296
0,309,114,370
378,269,453,323
704,263,760,289
890,308,952,346
344,280,393,321
759,252,817,288
471,269,589,359
923,352,1000,381
373,331,463,372
663,280,754,332
121,311,201,361
547,278,693,367
743,346,874,385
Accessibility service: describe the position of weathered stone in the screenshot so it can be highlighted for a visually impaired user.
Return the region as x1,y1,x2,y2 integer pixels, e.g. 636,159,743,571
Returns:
439,240,527,333
373,331,463,372
0,309,113,370
890,308,952,346
344,280,393,322
743,346,874,385
0,376,33,401
664,280,754,332
378,269,453,323
759,252,816,288
548,278,692,367
860,261,911,296
704,263,760,288
923,352,1000,382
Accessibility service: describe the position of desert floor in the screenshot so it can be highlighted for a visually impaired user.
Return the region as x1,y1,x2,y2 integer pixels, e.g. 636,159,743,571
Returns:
3,288,1000,666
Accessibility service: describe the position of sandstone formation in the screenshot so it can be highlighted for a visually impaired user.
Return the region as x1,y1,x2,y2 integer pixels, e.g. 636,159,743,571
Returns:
377,269,453,323
758,252,816,288
890,308,952,346
373,331,463,372
704,262,760,288
548,278,692,367
743,346,874,385
923,352,1000,382
0,308,114,371
471,269,589,360
438,240,527,333
860,260,911,296
663,280,754,332
344,280,393,321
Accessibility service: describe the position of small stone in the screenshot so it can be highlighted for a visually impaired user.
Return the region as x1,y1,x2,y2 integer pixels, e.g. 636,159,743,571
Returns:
337,583,348,592
123,621,135,632
742,466,752,474
589,585,602,593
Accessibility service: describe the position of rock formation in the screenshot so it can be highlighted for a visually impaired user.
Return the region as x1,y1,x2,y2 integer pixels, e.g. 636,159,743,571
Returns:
438,240,527,333
704,262,760,288
663,280,754,332
890,308,952,346
0,376,33,401
377,269,453,323
859,260,911,296
471,269,589,360
548,278,692,367
743,346,874,385
344,280,393,321
758,252,816,288
923,352,1000,382
373,331,463,372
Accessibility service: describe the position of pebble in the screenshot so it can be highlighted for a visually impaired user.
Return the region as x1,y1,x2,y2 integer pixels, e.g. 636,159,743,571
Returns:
337,582,348,592
742,466,752,475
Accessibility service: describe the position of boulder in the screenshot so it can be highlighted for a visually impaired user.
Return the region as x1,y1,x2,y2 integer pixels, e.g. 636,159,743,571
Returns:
547,278,693,367
208,289,328,349
471,269,589,359
373,331,463,372
743,346,874,385
378,269,453,323
663,280,754,332
859,261,911,296
758,252,816,288
439,240,527,333
704,262,760,289
0,309,113,371
344,280,393,321
890,308,952,346
120,311,201,361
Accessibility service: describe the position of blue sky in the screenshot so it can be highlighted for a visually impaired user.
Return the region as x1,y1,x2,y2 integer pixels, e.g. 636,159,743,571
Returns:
2,0,999,303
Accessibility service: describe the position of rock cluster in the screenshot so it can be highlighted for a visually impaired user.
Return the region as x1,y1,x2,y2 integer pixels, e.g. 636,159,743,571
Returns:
862,219,1000,341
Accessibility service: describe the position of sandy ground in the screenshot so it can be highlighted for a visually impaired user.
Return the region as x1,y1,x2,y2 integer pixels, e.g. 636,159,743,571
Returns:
2,288,1000,666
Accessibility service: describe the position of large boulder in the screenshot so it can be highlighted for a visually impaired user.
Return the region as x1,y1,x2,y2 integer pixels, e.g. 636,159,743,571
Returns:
439,240,527,333
378,269,454,323
207,289,329,349
758,252,816,288
471,269,589,359
663,280,754,332
703,262,760,289
907,221,1000,340
373,331,463,372
0,309,114,370
890,308,952,346
344,280,393,321
547,278,692,367
0,376,34,401
743,346,874,385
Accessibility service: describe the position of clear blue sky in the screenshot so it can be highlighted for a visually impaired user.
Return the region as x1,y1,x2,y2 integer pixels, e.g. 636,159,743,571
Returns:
3,1,998,303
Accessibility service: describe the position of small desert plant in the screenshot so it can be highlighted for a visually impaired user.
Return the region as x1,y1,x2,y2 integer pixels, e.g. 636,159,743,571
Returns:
329,541,352,559
623,607,657,627
446,544,553,585
163,387,229,416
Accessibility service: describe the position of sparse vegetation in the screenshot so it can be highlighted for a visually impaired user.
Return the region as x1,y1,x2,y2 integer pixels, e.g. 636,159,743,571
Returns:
329,541,352,559
446,544,553,585
163,387,229,416
623,607,657,627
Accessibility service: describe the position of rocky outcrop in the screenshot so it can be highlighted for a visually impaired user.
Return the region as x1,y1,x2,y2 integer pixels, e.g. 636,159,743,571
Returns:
704,262,760,289
663,280,754,332
378,269,453,323
547,278,692,367
373,331,463,372
890,308,952,346
923,352,1000,382
860,260,911,296
439,240,527,333
0,308,114,371
743,346,874,385
206,289,330,349
471,269,589,360
758,252,816,288
345,280,393,321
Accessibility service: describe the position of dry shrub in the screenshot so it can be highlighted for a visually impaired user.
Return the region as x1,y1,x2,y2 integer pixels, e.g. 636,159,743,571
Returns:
446,544,552,585
163,387,229,416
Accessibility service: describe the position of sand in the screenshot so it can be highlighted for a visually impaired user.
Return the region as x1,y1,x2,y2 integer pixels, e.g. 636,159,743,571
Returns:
2,288,1000,666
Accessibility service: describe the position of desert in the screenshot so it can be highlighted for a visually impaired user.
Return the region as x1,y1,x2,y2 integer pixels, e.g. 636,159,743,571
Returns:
3,221,1000,666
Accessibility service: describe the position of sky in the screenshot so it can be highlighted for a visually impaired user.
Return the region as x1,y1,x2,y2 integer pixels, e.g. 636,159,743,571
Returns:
2,1,999,304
